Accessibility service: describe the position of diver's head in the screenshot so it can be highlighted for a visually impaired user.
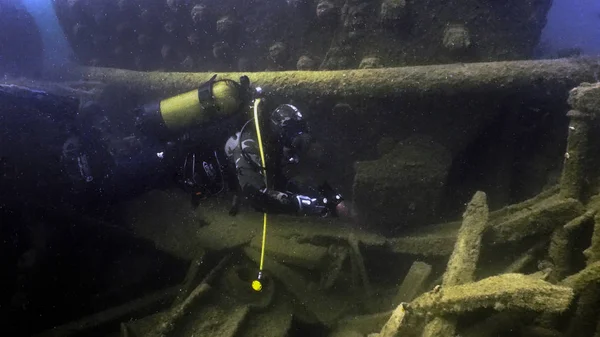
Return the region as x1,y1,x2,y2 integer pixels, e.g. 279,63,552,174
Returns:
270,104,312,164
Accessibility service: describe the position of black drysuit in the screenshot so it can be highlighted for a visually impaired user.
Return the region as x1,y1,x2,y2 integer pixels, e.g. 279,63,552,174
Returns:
224,121,327,216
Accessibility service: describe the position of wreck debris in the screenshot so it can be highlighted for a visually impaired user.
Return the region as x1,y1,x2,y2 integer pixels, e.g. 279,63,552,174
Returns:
503,240,548,274
320,245,349,290
563,206,600,337
391,261,432,308
249,234,328,270
565,284,600,337
520,326,565,337
416,198,484,292
379,303,411,337
461,311,536,337
197,255,232,287
316,0,337,21
335,311,394,336
567,81,600,115
243,247,352,326
218,305,250,337
548,210,596,283
489,185,560,220
331,329,365,337
268,42,288,65
585,211,600,264
72,58,600,102
53,0,552,71
565,209,596,232
341,0,369,38
560,82,600,201
421,316,456,337
33,286,180,337
120,322,132,337
389,224,458,257
353,135,452,231
193,204,386,256
242,290,294,337
191,4,207,25
443,191,488,285
216,16,235,38
297,55,318,70
149,255,230,337
422,191,489,337
486,194,584,244
150,284,212,337
442,24,471,51
348,233,372,298
35,54,600,337
559,110,593,200
320,45,355,70
560,260,600,293
359,56,383,69
225,265,275,310
547,226,572,283
410,273,574,316
379,0,407,26
171,250,206,308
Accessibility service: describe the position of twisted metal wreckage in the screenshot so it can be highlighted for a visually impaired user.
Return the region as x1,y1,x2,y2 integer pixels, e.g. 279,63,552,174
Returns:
34,57,600,337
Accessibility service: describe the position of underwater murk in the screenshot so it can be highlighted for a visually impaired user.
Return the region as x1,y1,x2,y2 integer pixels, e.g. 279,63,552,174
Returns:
2,0,600,336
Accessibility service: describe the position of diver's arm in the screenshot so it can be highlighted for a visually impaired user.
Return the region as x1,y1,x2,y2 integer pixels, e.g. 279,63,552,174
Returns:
232,148,328,216
242,182,329,216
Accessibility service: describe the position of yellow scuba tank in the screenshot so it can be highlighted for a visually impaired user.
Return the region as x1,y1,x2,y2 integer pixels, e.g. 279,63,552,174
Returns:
135,75,250,136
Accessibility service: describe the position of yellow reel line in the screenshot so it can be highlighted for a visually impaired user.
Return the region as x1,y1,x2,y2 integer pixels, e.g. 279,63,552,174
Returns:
251,98,268,292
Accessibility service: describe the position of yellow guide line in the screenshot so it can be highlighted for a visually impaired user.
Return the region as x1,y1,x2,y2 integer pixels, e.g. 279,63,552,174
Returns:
252,98,268,292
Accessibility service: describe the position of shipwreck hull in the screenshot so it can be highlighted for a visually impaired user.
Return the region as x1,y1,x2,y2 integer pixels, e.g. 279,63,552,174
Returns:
69,58,600,229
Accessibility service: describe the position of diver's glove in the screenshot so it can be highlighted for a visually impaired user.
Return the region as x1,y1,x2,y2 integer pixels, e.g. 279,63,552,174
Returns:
295,195,329,217
318,182,344,216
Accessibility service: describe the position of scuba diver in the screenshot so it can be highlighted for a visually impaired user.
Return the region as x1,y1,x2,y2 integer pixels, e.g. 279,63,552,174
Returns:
60,75,253,207
60,74,347,218
223,99,347,218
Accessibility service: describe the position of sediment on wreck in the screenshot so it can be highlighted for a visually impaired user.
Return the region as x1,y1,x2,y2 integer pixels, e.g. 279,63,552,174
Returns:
421,191,489,337
565,82,600,201
25,55,600,337
547,210,596,283
68,58,600,102
391,261,432,308
53,59,597,233
557,82,600,337
410,274,574,316
559,110,593,200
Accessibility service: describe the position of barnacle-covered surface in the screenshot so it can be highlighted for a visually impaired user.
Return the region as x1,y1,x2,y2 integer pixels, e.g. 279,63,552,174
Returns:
52,0,552,72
